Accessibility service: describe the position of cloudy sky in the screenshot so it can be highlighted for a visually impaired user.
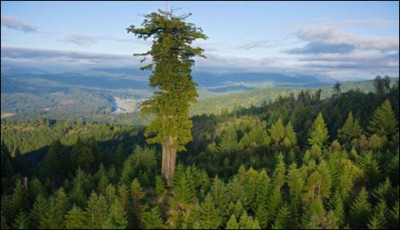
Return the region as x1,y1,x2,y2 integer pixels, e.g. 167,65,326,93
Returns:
1,1,399,80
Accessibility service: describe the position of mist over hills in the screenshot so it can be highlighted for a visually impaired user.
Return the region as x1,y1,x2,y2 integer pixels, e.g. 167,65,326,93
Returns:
3,64,394,124
1,65,336,94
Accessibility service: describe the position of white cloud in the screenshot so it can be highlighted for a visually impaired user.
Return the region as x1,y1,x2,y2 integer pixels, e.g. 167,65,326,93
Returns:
63,34,99,46
1,16,38,33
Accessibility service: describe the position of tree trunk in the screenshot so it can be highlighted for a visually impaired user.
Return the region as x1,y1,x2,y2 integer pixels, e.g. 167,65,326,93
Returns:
162,136,177,184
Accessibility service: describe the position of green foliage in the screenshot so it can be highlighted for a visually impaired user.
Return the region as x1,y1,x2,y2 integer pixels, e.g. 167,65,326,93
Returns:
367,99,398,136
358,151,381,188
272,154,286,191
30,194,48,228
306,197,324,228
12,211,30,230
155,176,166,197
238,211,260,229
218,126,239,154
373,75,392,95
199,194,221,229
64,205,88,229
128,10,207,152
272,204,291,229
268,188,282,222
171,165,195,205
121,146,157,185
44,140,69,183
388,200,399,229
269,118,285,144
210,176,229,212
367,200,387,229
226,214,239,229
350,188,371,229
102,198,128,229
10,180,26,219
308,112,329,147
143,207,164,229
1,75,398,230
86,192,108,229
338,111,363,145
285,121,297,147
130,178,145,228
39,198,64,229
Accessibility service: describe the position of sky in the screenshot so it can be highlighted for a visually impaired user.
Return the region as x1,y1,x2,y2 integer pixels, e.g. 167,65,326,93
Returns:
1,1,399,80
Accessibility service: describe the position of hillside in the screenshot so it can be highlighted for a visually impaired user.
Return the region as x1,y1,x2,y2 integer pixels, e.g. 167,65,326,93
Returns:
1,81,399,229
1,66,395,124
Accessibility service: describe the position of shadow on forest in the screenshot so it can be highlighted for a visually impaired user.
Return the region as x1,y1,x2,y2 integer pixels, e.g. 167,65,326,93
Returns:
21,130,148,166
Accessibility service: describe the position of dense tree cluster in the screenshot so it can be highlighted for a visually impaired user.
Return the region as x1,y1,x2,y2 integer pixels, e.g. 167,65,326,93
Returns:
1,77,399,229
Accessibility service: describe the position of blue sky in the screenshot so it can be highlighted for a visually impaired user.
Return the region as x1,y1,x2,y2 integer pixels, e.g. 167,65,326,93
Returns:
1,1,399,80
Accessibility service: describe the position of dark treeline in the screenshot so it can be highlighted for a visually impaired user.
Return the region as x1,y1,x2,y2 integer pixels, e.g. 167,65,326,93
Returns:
0,76,399,229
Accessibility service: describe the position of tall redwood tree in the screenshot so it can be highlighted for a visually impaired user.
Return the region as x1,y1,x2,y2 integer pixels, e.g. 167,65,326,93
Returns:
127,10,207,183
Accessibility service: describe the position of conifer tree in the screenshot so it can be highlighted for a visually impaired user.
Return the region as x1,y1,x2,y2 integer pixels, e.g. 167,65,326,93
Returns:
199,194,221,229
332,193,345,227
255,170,271,228
55,188,69,221
338,111,363,145
272,204,291,229
28,178,45,206
324,210,338,229
268,188,282,222
86,192,108,229
285,121,297,147
367,200,387,229
388,200,399,229
272,154,286,191
39,197,64,229
227,177,243,202
308,112,329,147
358,151,381,188
44,140,68,184
350,188,371,229
238,211,261,229
183,203,201,229
226,214,239,229
64,205,88,229
70,186,86,208
210,176,229,212
127,10,207,183
97,164,109,195
269,118,285,146
143,207,164,229
12,211,30,230
30,194,49,228
130,178,145,228
118,184,129,211
102,199,128,229
167,208,185,229
306,197,324,228
171,165,194,205
287,163,304,226
155,175,166,198
367,99,398,136
105,184,117,205
218,126,239,154
10,180,26,220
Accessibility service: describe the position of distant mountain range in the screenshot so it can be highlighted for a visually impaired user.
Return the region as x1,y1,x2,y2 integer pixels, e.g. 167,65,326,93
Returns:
4,65,392,123
1,66,336,95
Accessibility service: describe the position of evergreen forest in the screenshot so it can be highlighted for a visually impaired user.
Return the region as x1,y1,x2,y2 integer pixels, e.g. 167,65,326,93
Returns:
1,76,399,229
